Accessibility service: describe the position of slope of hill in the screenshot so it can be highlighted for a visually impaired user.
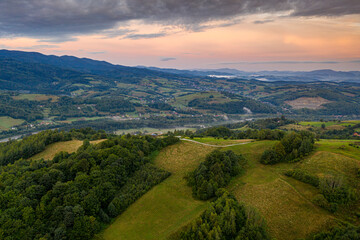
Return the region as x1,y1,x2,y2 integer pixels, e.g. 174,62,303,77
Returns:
99,136,360,240
101,141,214,240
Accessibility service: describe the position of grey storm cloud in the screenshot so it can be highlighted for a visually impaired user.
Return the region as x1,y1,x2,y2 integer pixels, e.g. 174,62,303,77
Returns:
160,57,176,61
124,32,167,40
253,19,275,24
0,0,359,40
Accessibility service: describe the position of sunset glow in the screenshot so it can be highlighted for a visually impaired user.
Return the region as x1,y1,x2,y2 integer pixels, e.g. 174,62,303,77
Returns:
0,1,359,71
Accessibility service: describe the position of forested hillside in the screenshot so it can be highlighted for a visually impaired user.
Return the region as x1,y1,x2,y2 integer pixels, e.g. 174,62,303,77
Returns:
0,131,179,239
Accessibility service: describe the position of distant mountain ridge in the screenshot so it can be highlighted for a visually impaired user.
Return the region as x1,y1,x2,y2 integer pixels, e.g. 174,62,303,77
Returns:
0,49,187,81
1,49,359,83
141,66,360,82
0,49,191,92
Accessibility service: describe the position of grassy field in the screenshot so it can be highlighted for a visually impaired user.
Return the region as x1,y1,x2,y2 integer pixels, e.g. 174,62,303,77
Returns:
29,139,105,161
101,141,214,240
316,139,360,161
223,141,337,240
100,138,352,240
12,94,59,102
280,123,312,131
61,116,106,123
299,120,360,128
186,137,253,146
0,116,25,130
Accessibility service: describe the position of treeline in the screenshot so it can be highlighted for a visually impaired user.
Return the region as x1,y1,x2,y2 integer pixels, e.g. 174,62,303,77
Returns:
244,116,295,130
0,128,106,166
285,170,358,212
148,102,174,111
0,130,71,166
181,125,286,141
186,150,246,200
309,225,360,239
107,163,170,218
260,131,315,164
318,124,360,140
0,134,179,239
175,190,270,240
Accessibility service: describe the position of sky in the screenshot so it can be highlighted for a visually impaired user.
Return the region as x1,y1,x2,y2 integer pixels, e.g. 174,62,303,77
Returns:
0,0,359,71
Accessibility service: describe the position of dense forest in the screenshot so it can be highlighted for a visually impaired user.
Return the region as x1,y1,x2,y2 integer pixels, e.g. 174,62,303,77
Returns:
186,150,246,200
176,190,270,240
309,225,360,240
0,133,179,239
260,131,315,164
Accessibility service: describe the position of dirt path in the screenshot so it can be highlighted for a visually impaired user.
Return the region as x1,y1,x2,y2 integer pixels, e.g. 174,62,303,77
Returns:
180,138,251,148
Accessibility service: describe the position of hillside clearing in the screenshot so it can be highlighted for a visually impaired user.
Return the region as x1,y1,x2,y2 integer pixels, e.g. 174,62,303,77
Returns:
12,93,59,102
0,116,24,130
285,97,331,110
29,139,105,161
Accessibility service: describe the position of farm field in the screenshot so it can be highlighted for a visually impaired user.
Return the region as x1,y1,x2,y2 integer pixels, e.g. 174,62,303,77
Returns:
0,116,24,130
299,120,360,128
280,120,360,132
12,93,59,102
285,97,331,110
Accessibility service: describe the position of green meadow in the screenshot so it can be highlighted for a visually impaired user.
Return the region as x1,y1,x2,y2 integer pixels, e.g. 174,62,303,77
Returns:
0,116,24,130
99,137,360,240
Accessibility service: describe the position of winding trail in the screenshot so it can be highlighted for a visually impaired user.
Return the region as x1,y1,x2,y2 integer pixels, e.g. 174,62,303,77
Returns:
179,138,251,148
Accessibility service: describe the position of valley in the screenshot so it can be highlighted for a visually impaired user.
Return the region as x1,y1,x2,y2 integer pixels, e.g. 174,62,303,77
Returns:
0,50,359,140
1,1,359,239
